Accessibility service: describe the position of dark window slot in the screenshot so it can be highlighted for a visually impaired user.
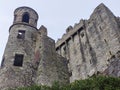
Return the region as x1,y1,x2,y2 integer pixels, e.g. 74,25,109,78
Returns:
13,54,24,67
17,30,25,39
22,12,29,23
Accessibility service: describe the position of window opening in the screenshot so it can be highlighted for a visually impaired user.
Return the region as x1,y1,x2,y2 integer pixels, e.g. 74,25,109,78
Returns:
109,51,112,55
99,26,102,31
89,47,92,51
22,13,29,23
104,39,107,44
78,27,83,32
90,59,92,64
63,46,67,55
13,54,24,67
17,30,25,39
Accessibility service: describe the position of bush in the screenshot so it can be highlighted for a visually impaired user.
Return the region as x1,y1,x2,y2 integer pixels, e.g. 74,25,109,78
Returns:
13,76,120,90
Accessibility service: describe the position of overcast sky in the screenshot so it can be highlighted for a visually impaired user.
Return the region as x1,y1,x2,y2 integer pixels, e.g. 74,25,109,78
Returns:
0,0,120,63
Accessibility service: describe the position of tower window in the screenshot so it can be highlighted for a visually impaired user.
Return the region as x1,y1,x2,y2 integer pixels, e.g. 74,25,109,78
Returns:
17,30,25,39
22,12,29,23
13,54,24,67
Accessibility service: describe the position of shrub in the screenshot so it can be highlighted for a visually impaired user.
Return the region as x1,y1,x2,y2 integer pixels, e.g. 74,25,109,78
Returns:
12,76,120,90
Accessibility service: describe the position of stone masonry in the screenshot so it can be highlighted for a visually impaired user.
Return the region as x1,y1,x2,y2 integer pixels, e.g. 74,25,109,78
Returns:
56,3,120,82
0,3,120,90
0,7,69,90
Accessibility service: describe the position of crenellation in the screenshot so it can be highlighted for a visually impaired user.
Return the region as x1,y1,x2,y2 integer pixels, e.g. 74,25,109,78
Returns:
56,19,84,48
39,25,48,36
66,25,73,33
56,3,120,82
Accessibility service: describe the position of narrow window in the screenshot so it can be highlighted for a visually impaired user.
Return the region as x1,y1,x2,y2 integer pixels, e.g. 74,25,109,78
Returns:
22,13,29,23
99,26,102,31
17,30,25,39
104,39,107,44
78,27,83,32
90,59,92,64
109,51,112,55
63,46,67,54
89,47,92,51
13,54,24,67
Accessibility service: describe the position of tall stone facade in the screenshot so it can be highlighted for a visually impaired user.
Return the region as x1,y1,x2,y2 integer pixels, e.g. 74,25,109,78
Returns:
0,7,69,90
56,3,120,82
0,3,120,90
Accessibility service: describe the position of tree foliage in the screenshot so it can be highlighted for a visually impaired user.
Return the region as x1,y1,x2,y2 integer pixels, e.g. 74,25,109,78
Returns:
12,76,120,90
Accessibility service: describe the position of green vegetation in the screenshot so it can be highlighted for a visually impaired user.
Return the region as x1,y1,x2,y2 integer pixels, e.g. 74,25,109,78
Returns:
12,76,120,90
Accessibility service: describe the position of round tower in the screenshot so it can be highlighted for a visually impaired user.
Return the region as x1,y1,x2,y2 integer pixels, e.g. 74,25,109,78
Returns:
0,7,39,89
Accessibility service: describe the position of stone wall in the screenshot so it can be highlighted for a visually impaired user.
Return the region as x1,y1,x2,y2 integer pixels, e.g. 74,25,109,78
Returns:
103,51,120,77
0,6,69,90
0,24,38,89
86,3,120,74
55,54,69,84
35,27,69,85
56,3,120,82
0,3,120,90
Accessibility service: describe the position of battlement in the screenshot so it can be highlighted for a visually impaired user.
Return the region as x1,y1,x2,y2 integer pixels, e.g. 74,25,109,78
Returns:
55,3,120,82
56,19,84,49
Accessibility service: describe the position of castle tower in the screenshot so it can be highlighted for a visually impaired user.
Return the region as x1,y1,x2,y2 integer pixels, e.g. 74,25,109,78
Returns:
0,7,39,89
0,6,69,90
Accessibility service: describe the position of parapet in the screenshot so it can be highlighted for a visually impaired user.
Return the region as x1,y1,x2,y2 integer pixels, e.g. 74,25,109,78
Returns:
56,19,85,48
66,26,73,33
39,25,48,36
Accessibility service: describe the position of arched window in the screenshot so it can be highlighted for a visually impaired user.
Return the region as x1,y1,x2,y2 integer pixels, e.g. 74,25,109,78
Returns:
22,12,29,23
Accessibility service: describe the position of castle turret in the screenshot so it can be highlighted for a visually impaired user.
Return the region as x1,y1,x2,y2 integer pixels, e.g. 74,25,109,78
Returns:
13,6,38,27
0,7,39,89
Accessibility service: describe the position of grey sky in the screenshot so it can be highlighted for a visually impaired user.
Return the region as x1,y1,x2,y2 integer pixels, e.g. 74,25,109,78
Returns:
0,0,120,63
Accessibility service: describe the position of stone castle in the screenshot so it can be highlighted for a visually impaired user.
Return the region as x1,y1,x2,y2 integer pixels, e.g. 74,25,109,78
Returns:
0,3,120,89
